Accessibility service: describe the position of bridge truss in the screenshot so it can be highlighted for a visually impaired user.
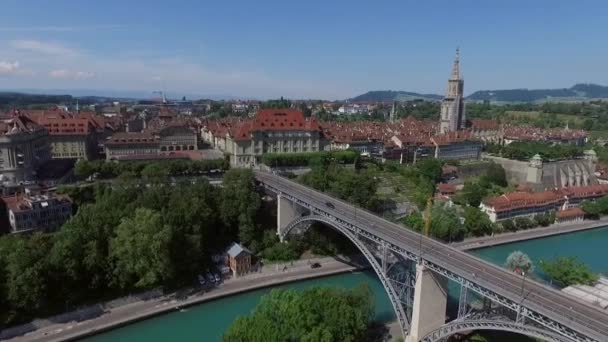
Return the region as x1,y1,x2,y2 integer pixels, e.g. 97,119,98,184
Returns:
262,181,603,342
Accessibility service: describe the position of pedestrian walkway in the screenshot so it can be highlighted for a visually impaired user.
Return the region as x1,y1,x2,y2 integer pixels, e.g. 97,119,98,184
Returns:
452,217,608,250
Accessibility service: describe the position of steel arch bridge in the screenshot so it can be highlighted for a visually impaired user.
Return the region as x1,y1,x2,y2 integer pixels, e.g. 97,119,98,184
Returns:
282,214,575,342
281,214,413,333
421,319,575,342
257,171,608,342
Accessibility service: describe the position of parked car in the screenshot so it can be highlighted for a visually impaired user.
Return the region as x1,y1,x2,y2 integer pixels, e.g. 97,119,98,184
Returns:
198,274,206,286
310,262,322,269
213,273,221,283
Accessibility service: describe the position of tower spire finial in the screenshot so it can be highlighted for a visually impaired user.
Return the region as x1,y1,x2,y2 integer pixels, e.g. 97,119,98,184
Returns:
451,47,460,80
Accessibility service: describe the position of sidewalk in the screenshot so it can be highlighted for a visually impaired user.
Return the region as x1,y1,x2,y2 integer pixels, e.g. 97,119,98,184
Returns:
7,256,366,342
452,217,608,250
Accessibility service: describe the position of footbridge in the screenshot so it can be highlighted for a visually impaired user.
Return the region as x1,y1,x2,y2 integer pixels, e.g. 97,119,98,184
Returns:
254,170,608,342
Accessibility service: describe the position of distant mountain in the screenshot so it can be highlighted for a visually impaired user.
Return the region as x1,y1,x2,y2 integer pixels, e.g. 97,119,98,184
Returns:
349,90,443,102
0,92,74,108
466,84,608,103
0,88,240,101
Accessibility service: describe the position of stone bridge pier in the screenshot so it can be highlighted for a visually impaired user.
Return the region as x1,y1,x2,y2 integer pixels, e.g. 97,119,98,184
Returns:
277,193,309,241
406,265,448,342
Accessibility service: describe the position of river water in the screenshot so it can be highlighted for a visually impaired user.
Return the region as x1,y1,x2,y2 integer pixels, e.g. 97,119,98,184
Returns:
84,227,608,342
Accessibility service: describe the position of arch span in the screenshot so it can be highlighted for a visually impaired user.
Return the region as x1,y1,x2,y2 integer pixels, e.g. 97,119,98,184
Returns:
281,214,411,338
421,319,574,342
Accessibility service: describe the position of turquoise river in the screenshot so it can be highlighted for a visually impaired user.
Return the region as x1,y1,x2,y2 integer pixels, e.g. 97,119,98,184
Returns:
84,227,608,342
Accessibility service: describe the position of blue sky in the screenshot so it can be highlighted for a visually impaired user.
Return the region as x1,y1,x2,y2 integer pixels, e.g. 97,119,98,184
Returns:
0,0,607,99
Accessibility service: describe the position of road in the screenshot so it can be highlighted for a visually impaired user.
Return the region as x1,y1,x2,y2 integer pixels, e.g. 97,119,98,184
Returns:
7,257,362,342
452,217,608,250
255,171,608,342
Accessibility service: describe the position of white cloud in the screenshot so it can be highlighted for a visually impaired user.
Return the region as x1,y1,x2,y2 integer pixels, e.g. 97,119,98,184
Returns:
10,40,78,56
0,61,20,75
0,39,345,98
49,69,95,79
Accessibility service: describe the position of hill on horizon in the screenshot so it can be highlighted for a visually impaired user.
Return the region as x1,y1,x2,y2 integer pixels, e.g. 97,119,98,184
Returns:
467,84,608,103
350,84,608,103
349,90,443,102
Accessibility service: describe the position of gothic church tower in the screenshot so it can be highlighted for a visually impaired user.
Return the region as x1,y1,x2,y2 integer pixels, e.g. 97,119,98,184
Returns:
439,48,466,133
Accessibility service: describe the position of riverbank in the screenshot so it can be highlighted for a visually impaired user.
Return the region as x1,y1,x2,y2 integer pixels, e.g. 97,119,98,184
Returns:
452,217,608,250
7,256,367,342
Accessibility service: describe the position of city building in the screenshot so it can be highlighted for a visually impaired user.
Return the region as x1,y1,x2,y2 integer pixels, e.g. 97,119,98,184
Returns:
431,131,482,161
105,123,198,161
203,109,325,167
2,188,72,233
439,48,466,133
105,132,160,161
480,184,608,222
226,242,253,277
27,109,99,160
469,119,502,143
0,113,51,185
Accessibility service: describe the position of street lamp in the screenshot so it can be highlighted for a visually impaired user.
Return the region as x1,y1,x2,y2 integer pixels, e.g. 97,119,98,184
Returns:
520,271,527,298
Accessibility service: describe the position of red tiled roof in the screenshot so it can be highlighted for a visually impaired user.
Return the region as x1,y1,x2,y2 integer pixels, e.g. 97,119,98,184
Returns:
484,184,608,213
432,130,477,146
437,183,457,194
556,207,585,219
252,109,320,132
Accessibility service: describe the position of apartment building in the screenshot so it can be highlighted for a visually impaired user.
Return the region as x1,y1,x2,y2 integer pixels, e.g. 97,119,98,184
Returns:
2,188,72,233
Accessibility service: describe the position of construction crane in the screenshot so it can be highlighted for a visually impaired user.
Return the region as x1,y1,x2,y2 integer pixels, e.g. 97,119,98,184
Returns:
423,196,433,237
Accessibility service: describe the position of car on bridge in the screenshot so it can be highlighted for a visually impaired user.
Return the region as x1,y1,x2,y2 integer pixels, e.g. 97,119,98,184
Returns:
325,202,335,209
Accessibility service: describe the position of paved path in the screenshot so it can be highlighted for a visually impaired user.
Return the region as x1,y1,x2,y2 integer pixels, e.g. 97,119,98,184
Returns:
9,257,364,342
452,217,608,251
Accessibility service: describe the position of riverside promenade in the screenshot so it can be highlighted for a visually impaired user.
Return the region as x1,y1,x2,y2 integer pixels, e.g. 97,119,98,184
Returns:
7,256,366,342
452,217,608,251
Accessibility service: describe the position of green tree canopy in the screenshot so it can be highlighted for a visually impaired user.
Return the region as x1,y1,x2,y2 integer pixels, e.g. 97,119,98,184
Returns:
110,208,173,288
540,257,599,287
223,285,374,342
505,251,534,274
464,207,493,237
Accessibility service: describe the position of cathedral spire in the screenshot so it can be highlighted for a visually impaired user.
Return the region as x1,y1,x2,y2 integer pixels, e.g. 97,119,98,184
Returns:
450,47,460,80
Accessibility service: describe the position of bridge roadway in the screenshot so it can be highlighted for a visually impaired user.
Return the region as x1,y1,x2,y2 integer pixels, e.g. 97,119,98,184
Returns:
255,171,608,342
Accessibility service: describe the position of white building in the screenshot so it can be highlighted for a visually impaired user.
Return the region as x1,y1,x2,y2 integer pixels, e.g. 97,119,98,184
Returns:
3,188,72,233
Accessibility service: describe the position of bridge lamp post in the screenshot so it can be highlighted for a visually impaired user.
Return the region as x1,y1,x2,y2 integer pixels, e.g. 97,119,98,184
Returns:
520,271,527,297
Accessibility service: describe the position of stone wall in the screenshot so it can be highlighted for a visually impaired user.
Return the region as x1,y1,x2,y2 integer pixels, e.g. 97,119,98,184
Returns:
483,154,597,190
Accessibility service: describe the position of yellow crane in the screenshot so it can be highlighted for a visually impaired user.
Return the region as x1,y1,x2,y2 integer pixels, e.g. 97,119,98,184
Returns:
423,196,433,237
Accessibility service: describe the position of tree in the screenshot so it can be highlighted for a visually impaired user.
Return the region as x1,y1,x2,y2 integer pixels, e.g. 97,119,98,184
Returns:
223,285,373,342
501,219,516,232
505,251,534,274
74,160,96,179
430,203,466,242
402,212,424,232
460,181,488,207
515,217,534,230
464,207,493,237
141,163,169,184
110,208,173,288
4,234,54,314
540,257,599,287
415,159,443,183
485,163,507,187
533,213,552,227
220,169,261,245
